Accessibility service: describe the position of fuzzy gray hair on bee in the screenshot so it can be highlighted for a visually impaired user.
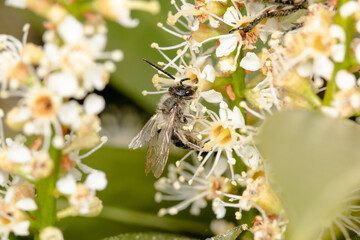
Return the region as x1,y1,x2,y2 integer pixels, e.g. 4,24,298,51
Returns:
129,59,207,178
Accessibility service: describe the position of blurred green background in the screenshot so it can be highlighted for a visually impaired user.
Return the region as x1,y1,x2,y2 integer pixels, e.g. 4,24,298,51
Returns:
0,1,215,239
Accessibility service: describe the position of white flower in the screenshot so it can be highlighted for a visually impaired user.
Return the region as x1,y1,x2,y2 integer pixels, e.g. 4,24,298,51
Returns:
96,0,159,28
85,171,107,191
57,174,77,195
12,221,30,236
212,198,226,219
7,144,31,163
16,198,38,211
216,34,241,58
4,0,26,9
335,70,356,91
240,52,261,71
155,156,232,217
58,101,81,130
84,94,105,115
356,44,360,63
47,72,79,98
57,16,84,44
329,24,346,42
200,90,223,103
340,1,359,18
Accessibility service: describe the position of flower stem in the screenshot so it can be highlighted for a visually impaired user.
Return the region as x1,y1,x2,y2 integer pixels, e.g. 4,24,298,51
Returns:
34,145,61,235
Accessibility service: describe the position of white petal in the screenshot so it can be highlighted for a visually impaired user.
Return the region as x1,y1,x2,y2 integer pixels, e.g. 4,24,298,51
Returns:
85,171,107,191
56,174,76,195
357,21,360,33
5,0,26,9
340,1,359,18
47,72,79,97
13,107,31,122
246,2,265,17
223,7,240,24
7,145,31,163
351,94,360,108
13,221,30,236
335,70,356,90
16,198,38,211
330,24,346,42
58,101,81,129
83,66,106,91
213,157,228,176
200,90,223,103
231,106,245,129
244,146,259,169
314,56,334,80
116,9,139,28
216,35,239,57
202,64,216,83
209,17,220,28
190,18,200,31
331,43,345,62
356,44,360,63
57,15,84,44
212,199,226,219
88,34,107,57
84,93,105,114
240,52,261,71
321,106,339,118
296,62,313,77
0,170,9,187
43,43,61,65
219,101,229,122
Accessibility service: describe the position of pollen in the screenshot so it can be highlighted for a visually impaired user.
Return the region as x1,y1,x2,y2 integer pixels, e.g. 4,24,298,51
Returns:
212,125,233,145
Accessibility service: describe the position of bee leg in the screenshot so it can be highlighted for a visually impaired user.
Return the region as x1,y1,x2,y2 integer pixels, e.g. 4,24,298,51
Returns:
183,114,209,123
174,130,208,152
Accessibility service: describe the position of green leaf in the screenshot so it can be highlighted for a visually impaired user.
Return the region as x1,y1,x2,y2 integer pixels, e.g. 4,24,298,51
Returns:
257,110,360,240
103,232,198,240
206,226,243,240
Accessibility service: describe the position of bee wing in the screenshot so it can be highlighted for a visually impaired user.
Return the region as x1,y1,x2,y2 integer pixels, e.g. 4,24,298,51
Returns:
146,107,177,178
129,114,158,149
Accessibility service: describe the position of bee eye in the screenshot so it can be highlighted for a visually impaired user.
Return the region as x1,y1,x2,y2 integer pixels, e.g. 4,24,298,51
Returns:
185,90,190,94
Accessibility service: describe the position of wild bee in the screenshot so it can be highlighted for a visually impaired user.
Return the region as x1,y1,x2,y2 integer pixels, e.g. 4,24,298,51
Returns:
129,59,206,178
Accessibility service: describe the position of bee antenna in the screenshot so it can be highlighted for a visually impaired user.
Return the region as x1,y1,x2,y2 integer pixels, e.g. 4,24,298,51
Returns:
179,78,190,86
143,59,175,80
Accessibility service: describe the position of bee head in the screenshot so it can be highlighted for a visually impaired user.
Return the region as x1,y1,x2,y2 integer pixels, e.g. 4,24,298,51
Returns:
169,85,197,100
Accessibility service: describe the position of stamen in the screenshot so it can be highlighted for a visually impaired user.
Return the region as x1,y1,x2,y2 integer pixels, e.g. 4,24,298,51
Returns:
163,45,189,70
41,123,52,152
158,24,185,38
22,23,30,45
206,150,222,178
240,101,265,119
198,34,234,47
155,41,187,51
176,150,193,167
334,219,351,240
79,136,108,160
190,151,213,182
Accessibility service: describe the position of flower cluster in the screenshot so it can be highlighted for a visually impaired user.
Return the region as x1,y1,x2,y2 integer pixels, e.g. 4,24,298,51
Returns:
139,0,360,238
0,0,159,239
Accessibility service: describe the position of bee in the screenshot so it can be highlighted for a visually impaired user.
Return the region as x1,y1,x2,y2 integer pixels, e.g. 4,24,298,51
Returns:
129,59,206,178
